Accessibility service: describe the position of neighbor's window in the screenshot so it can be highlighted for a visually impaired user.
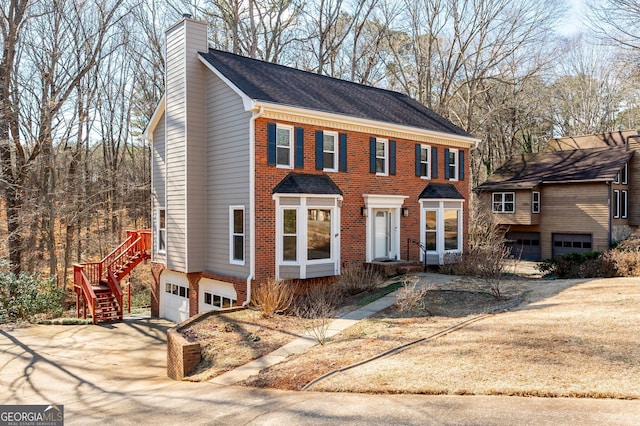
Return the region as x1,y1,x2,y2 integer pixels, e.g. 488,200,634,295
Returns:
307,208,331,260
614,189,620,218
157,207,166,253
621,163,628,185
622,190,628,218
376,138,388,175
323,131,338,172
282,208,297,261
492,192,515,213
276,124,293,168
230,206,245,264
419,145,431,179
532,191,540,214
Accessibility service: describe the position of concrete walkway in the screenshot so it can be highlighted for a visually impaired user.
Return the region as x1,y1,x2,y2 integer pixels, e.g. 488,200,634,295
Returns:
210,272,457,385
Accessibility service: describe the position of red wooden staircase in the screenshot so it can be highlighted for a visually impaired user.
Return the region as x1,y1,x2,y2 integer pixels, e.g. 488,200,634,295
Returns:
74,230,151,324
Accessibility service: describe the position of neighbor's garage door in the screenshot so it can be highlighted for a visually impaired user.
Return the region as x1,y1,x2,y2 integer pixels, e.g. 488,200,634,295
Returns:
505,232,541,261
552,233,592,257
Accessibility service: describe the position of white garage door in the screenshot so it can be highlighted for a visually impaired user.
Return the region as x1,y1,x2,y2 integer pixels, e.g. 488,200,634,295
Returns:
199,279,238,313
161,272,190,323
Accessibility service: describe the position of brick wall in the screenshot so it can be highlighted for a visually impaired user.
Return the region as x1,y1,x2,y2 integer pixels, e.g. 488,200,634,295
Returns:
253,117,470,283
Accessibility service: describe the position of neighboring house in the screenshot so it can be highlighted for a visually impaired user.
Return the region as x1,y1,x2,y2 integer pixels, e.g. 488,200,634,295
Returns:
143,16,478,323
475,130,640,261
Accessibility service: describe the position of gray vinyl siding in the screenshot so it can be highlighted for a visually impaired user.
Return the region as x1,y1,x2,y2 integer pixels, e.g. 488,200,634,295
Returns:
151,112,166,263
164,19,208,272
206,72,252,275
279,265,300,279
165,24,187,271
307,263,336,278
184,22,208,272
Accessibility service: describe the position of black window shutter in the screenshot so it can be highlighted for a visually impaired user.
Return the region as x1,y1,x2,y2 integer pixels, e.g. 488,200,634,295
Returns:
459,150,465,181
369,137,376,173
431,147,438,178
267,122,276,165
444,148,451,179
295,127,304,168
339,133,347,171
389,140,396,175
415,144,421,176
315,130,323,170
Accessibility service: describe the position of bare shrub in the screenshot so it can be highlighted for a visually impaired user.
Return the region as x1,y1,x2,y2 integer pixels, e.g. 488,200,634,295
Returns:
599,249,640,277
251,278,295,318
394,276,434,313
334,263,384,296
293,284,340,345
442,203,510,299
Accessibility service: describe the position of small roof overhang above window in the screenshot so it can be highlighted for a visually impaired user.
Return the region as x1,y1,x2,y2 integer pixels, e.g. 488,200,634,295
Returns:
419,183,465,200
272,173,343,195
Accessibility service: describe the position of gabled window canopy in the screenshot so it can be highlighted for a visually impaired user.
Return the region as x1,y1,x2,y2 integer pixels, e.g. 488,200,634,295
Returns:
272,173,343,195
419,183,465,200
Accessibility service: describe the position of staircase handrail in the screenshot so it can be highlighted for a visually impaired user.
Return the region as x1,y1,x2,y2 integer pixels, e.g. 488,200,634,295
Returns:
99,233,137,280
74,265,97,324
107,270,124,318
107,236,143,279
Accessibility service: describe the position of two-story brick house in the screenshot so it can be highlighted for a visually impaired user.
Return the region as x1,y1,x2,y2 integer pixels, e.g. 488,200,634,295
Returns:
144,16,478,322
475,130,639,261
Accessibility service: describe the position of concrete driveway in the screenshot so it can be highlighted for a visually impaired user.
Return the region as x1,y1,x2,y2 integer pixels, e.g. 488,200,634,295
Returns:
2,303,640,424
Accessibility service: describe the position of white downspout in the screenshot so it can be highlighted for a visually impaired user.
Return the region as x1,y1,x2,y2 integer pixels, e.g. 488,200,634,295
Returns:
243,105,264,306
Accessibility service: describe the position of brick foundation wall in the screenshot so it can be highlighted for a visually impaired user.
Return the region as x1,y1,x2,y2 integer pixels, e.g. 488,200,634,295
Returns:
166,307,246,380
150,262,166,318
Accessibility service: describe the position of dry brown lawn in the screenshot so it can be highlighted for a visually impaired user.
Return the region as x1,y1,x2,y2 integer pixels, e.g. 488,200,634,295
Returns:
184,275,640,399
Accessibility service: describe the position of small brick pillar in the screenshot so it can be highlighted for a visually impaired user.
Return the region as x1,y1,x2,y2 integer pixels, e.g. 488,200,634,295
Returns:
166,327,201,380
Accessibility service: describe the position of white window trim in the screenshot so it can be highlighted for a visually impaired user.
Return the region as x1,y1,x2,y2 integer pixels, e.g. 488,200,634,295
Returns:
492,192,515,213
375,138,388,176
448,148,459,181
157,207,166,254
229,205,245,265
276,124,294,169
532,191,540,214
622,163,628,185
420,144,431,180
622,190,628,219
419,200,464,264
323,130,338,172
274,195,342,279
614,189,620,219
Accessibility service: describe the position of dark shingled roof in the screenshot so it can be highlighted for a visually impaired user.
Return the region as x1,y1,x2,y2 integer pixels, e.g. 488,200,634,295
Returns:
272,173,343,195
475,146,634,192
199,49,472,138
419,183,465,200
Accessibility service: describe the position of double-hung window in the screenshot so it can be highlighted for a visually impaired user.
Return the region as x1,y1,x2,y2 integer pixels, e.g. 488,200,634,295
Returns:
447,149,459,181
322,131,338,172
492,192,515,213
157,207,166,254
376,138,388,175
276,124,294,168
230,206,245,264
418,144,431,179
282,208,298,262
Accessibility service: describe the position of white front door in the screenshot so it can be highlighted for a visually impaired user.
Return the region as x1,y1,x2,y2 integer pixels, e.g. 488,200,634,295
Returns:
373,209,391,259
